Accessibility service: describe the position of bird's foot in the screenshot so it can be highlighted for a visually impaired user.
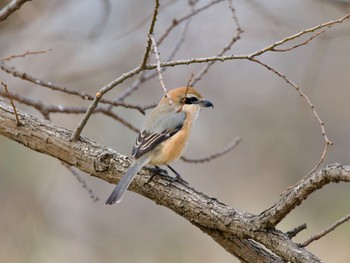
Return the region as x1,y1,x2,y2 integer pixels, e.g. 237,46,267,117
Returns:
170,173,189,185
144,165,188,185
167,165,189,185
144,166,168,184
145,166,168,176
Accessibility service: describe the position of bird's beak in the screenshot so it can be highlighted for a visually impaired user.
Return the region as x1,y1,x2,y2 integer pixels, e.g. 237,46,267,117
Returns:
198,99,214,108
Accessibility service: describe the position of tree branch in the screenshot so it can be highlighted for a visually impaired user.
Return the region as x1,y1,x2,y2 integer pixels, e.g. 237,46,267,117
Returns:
301,212,350,247
0,49,51,61
0,99,325,263
70,0,161,141
0,62,146,114
181,137,241,163
70,66,143,141
0,0,30,22
259,164,350,228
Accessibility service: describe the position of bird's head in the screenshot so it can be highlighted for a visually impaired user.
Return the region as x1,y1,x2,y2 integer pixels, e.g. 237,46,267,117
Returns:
166,86,213,115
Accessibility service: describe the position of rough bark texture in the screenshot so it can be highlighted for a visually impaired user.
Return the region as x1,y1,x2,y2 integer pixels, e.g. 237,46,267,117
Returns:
3,99,349,262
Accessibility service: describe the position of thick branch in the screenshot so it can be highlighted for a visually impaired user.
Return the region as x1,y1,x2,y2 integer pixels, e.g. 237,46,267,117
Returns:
195,224,285,263
0,0,30,22
0,100,323,262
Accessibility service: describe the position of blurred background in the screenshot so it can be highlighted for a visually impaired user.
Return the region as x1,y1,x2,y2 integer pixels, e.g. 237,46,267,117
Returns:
1,0,350,262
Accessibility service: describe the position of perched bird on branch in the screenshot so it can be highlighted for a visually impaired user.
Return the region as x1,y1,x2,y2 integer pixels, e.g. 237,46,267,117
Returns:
105,86,213,204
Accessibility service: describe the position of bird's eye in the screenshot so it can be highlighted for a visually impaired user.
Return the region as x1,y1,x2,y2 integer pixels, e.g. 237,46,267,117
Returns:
184,96,198,104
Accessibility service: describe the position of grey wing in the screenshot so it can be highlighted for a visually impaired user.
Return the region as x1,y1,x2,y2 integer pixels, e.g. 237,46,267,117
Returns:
132,111,186,159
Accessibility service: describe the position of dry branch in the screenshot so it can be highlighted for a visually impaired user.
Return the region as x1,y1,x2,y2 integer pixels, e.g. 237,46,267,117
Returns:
181,137,241,163
0,62,146,113
0,99,336,263
0,90,140,132
0,49,52,61
70,0,161,141
1,82,21,125
68,11,350,142
149,34,171,101
259,164,350,228
248,57,333,176
301,212,350,247
0,0,30,22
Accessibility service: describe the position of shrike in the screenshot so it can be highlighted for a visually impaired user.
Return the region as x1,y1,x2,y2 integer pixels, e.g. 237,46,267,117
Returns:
105,86,213,204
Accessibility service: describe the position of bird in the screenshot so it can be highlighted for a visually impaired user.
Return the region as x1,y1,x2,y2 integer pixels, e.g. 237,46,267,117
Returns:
105,86,213,205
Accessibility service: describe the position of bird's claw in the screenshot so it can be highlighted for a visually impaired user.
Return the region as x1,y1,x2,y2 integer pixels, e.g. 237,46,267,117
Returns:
145,166,188,185
170,174,189,185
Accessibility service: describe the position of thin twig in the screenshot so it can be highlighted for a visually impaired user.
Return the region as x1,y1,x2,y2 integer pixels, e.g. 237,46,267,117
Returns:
0,62,146,114
0,0,30,22
306,141,332,176
273,29,327,52
62,163,99,202
115,71,148,102
181,137,241,163
186,73,194,88
158,0,225,45
140,0,160,68
141,103,157,111
258,164,350,228
117,9,194,102
0,90,140,133
0,49,52,61
1,81,21,126
167,0,195,61
248,57,333,177
250,13,350,58
157,10,350,70
301,212,350,247
142,12,350,70
112,0,177,41
74,68,143,141
286,223,307,239
177,77,193,112
71,0,161,141
149,34,172,104
226,0,242,29
0,83,104,196
191,0,243,85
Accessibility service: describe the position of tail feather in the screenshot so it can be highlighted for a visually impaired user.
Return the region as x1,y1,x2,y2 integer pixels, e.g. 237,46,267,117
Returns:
105,158,148,205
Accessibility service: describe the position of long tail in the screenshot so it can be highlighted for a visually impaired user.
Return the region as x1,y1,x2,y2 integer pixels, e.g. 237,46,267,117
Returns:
105,158,149,205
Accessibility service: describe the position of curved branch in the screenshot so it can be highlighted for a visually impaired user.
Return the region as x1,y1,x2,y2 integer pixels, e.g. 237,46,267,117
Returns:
0,100,324,262
181,137,241,163
259,163,350,228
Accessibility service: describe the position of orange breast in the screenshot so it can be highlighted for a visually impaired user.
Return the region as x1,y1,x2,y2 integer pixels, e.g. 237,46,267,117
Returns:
149,112,194,166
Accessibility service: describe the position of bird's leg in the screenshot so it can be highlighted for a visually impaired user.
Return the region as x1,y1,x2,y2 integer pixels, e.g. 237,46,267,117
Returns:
144,165,188,185
145,166,168,176
144,166,168,184
166,165,189,185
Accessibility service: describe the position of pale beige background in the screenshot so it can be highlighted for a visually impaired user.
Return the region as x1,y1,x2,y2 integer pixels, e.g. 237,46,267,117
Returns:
1,0,350,262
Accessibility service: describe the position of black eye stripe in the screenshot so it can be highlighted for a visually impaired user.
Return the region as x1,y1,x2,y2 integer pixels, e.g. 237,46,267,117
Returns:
184,96,198,104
